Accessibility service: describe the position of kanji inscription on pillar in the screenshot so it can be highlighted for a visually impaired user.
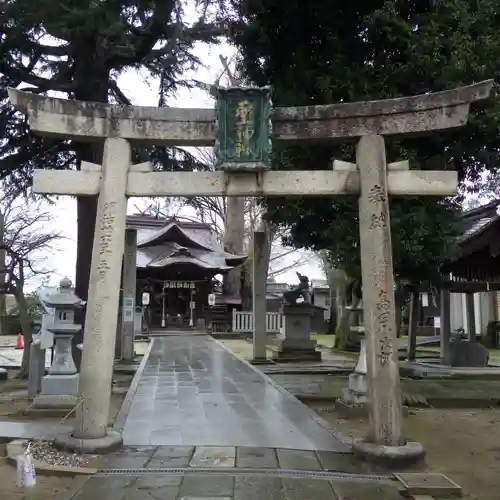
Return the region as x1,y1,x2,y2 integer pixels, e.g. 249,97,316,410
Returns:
357,135,403,447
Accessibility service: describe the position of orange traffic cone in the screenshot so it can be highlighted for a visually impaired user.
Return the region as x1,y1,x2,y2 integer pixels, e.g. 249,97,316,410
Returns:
16,332,23,350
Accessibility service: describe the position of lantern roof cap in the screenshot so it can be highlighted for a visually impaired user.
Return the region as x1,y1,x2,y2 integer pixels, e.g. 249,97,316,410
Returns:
43,277,84,308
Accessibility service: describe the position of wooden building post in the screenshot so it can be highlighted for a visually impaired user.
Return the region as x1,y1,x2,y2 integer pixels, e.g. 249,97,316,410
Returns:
440,288,452,364
466,292,476,342
408,289,419,361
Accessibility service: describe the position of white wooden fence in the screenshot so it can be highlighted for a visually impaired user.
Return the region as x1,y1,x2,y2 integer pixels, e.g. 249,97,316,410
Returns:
232,310,282,333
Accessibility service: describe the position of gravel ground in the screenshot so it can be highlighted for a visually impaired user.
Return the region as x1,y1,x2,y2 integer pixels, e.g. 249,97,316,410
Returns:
22,440,97,468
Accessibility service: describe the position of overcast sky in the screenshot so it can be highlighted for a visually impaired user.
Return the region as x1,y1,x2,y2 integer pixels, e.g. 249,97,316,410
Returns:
37,41,324,291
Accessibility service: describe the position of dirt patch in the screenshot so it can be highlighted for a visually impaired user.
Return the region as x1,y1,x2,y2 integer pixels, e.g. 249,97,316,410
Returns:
308,402,500,500
0,442,76,500
0,371,133,498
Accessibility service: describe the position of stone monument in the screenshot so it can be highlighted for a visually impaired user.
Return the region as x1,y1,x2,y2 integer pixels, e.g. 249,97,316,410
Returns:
33,278,83,410
273,272,321,362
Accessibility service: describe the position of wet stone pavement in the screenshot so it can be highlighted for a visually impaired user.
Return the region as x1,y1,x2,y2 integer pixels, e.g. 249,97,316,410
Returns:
66,446,403,500
62,335,402,499
120,336,347,451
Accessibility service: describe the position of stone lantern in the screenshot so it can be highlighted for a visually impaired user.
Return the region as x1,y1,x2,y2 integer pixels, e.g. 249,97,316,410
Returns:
34,277,84,410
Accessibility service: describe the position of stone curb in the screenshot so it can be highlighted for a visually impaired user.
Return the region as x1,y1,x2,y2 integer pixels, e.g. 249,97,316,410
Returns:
113,340,154,432
6,440,99,477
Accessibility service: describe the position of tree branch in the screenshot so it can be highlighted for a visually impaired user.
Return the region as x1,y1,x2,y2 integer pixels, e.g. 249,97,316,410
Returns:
0,54,76,92
109,80,132,105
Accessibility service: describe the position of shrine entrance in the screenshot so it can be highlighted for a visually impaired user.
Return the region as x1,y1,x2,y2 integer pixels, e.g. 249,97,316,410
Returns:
8,79,493,461
149,280,197,329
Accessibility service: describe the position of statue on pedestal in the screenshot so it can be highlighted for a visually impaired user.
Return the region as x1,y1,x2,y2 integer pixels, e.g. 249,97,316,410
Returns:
282,272,310,305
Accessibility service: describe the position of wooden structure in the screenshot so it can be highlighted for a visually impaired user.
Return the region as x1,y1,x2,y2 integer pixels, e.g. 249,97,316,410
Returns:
407,201,500,362
443,200,500,290
127,215,247,329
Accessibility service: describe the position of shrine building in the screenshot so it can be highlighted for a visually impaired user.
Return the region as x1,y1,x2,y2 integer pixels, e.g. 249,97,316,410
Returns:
126,215,247,329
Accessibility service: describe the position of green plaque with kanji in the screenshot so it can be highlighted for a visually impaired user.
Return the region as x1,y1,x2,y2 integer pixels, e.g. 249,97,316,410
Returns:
214,86,272,171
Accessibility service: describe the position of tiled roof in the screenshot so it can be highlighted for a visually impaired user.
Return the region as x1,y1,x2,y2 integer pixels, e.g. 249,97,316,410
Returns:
460,200,500,243
127,215,247,272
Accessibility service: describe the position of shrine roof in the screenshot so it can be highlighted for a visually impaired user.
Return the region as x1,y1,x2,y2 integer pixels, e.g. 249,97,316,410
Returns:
460,200,500,243
442,200,500,283
127,215,247,271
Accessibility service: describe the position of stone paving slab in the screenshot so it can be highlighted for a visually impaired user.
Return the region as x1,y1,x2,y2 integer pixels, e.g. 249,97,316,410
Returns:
0,420,72,440
62,444,403,500
189,446,236,467
120,336,348,451
67,473,403,500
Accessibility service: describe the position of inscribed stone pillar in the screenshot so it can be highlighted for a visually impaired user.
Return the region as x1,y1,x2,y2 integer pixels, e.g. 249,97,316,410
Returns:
440,288,452,364
74,137,130,441
252,230,267,361
357,135,403,447
120,229,137,361
223,196,245,298
466,292,476,342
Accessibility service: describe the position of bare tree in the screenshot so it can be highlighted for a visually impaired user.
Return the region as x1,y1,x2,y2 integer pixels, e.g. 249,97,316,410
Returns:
0,195,63,375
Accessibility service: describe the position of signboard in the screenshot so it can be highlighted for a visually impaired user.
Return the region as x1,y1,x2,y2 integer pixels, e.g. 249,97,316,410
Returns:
141,292,150,306
208,293,216,306
123,307,134,322
123,297,134,308
190,301,196,310
214,86,272,171
164,281,195,289
421,292,429,307
433,317,441,328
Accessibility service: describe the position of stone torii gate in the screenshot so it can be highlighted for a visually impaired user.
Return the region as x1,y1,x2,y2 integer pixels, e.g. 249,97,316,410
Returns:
8,80,493,462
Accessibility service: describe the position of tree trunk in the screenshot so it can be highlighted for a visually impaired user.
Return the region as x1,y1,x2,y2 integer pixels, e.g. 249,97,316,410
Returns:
223,196,245,300
15,290,32,376
71,51,110,368
0,212,6,336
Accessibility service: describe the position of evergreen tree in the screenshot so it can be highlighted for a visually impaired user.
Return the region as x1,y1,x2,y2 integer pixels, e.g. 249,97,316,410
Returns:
229,0,500,283
1,0,226,363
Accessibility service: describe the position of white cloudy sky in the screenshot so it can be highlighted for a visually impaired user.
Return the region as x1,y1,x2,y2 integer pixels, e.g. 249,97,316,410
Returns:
36,41,324,290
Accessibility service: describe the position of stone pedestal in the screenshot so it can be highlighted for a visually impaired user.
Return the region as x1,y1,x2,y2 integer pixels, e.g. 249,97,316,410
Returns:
273,304,321,362
34,334,79,409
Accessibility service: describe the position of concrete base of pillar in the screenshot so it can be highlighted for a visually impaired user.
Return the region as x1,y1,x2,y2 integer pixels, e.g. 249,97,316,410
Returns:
249,358,275,365
345,372,368,402
336,396,409,419
54,429,123,454
352,439,425,469
33,394,79,410
336,397,368,418
40,373,79,396
272,346,322,363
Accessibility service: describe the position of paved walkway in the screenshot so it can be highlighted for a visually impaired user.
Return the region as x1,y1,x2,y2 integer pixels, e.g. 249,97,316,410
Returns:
60,335,408,500
120,335,348,451
59,445,403,500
